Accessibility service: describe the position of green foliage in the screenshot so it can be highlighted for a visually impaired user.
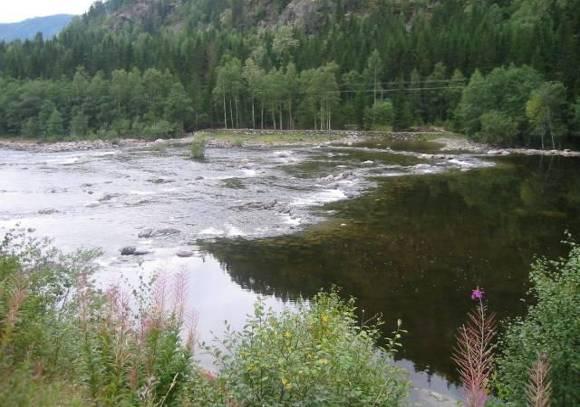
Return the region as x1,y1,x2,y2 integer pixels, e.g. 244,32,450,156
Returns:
1,232,409,406
456,66,546,146
0,232,201,406
0,67,193,139
70,110,89,138
364,100,394,130
526,82,568,149
46,109,64,139
0,0,578,141
495,240,580,406
574,97,580,135
478,111,518,145
191,137,207,160
211,291,409,406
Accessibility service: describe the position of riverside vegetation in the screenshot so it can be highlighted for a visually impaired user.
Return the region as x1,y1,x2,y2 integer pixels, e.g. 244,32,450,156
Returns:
1,229,578,406
0,0,579,147
0,232,408,406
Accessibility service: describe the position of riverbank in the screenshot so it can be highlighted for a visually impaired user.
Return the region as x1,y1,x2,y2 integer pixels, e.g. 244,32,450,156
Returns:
2,129,580,158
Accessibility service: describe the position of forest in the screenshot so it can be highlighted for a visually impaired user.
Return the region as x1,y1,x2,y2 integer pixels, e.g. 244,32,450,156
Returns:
0,0,579,146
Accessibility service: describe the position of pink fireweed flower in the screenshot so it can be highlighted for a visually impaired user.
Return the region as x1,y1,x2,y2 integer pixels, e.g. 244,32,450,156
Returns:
471,287,485,301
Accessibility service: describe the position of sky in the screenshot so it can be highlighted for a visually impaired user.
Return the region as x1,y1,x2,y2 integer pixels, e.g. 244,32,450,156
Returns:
0,0,96,23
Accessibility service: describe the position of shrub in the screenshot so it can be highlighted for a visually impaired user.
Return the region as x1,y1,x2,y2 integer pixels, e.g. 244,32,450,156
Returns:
495,240,580,406
364,100,394,130
477,111,518,145
191,137,207,160
0,232,97,376
210,291,409,406
143,120,177,139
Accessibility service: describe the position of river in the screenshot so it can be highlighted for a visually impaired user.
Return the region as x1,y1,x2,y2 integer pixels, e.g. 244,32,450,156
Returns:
1,137,579,399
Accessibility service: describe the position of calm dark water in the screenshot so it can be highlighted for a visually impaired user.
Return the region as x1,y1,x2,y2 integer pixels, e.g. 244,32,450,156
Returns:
200,154,580,382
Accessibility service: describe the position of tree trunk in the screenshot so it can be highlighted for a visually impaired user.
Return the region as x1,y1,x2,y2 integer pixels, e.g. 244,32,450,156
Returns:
251,97,256,129
279,105,283,130
229,98,234,129
548,110,555,149
235,98,239,128
223,94,227,129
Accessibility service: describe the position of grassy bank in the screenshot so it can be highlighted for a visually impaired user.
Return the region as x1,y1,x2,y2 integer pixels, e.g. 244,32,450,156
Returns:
195,128,457,148
197,129,355,147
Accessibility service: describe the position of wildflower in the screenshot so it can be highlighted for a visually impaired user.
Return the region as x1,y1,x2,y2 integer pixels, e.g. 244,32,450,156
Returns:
471,287,485,301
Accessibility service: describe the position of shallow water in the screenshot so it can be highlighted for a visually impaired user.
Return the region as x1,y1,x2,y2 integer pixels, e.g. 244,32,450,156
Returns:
1,140,579,397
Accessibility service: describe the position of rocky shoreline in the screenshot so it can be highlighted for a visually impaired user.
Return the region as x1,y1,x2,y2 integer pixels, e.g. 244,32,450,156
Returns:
1,130,580,158
434,136,580,157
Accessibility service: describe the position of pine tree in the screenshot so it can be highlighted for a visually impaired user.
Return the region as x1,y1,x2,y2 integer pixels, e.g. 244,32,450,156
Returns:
46,109,64,138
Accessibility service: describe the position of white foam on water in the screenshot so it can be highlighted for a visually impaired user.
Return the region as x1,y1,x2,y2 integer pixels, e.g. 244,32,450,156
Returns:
226,225,246,237
274,150,293,157
448,158,478,168
292,189,347,207
88,151,118,158
129,190,156,196
281,214,302,226
45,156,81,165
199,227,225,236
241,169,258,177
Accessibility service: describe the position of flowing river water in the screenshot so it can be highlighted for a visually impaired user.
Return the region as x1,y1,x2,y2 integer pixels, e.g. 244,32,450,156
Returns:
1,137,580,401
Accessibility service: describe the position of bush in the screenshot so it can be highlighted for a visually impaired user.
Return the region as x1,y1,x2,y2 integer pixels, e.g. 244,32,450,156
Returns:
211,291,409,406
191,137,207,160
364,101,394,130
143,120,177,139
477,110,518,145
495,240,580,406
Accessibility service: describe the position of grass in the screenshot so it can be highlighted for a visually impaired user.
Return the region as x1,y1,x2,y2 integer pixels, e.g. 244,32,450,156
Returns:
196,129,349,146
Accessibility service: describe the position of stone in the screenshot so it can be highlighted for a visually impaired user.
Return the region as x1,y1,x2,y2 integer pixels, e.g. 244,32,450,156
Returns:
176,250,194,258
98,193,120,202
120,246,137,255
120,246,151,256
38,208,60,215
138,228,154,238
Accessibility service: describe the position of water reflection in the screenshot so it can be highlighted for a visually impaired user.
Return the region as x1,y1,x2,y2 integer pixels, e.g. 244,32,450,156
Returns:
201,155,580,383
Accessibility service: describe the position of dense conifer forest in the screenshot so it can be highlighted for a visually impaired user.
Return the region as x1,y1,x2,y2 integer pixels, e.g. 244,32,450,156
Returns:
0,0,579,146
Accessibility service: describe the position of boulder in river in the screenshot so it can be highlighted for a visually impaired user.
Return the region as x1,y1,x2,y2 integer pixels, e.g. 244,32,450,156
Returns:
38,208,60,215
120,246,136,255
147,178,174,184
176,250,194,258
99,193,121,202
155,228,181,237
120,246,151,256
138,228,181,238
138,228,154,238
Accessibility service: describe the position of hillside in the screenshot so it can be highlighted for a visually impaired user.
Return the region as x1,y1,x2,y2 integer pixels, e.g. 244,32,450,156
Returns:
0,0,579,145
0,14,74,42
80,0,434,32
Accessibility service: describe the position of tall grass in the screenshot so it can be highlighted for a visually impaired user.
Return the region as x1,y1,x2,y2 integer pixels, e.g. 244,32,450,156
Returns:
452,289,497,407
527,353,552,407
